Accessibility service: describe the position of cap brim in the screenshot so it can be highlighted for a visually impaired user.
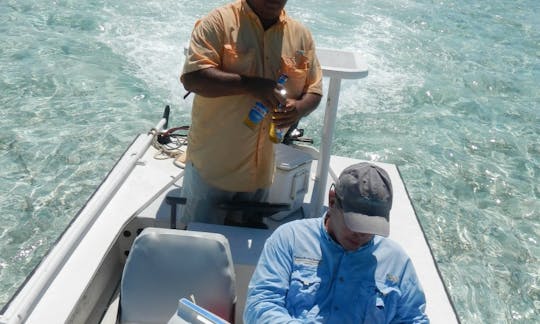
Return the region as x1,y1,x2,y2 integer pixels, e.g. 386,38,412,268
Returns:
343,212,389,237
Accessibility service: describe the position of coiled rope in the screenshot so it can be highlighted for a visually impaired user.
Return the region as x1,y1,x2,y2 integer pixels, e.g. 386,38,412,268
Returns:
149,126,189,160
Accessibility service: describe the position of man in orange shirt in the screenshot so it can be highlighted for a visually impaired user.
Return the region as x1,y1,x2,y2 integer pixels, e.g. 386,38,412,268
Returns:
180,0,323,226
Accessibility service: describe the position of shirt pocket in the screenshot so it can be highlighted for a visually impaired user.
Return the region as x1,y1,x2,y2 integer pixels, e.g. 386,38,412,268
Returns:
286,266,321,315
279,52,310,99
362,282,400,324
222,44,256,76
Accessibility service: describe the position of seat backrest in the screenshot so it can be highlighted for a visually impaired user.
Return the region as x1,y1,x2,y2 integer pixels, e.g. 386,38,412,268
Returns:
120,228,236,324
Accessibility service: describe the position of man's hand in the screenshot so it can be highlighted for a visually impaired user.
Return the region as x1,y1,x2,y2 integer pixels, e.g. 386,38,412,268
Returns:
272,93,322,128
272,99,302,129
243,76,286,109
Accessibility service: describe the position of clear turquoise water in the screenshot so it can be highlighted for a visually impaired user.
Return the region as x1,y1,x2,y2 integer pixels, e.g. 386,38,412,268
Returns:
0,0,538,321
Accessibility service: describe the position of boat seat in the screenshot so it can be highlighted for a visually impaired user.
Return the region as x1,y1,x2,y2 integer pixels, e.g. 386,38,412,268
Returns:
119,227,236,324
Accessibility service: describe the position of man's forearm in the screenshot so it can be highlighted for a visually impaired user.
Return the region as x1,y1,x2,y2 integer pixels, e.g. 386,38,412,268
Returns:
181,68,248,97
244,299,302,324
297,92,322,117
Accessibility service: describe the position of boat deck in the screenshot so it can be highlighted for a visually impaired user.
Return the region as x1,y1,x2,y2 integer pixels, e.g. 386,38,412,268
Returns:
2,135,459,324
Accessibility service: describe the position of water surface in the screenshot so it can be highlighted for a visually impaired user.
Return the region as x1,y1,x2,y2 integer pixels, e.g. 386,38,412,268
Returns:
0,0,539,322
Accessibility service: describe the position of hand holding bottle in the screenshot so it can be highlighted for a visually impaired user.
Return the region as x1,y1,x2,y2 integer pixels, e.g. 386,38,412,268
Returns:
271,99,303,129
244,74,288,131
242,76,284,109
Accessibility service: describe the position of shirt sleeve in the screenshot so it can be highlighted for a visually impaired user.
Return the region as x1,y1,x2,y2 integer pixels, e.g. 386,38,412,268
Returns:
392,259,430,324
243,226,302,324
305,34,323,96
182,10,224,75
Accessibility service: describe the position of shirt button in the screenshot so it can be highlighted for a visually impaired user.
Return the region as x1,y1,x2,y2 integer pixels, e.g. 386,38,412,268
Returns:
339,277,344,282
334,306,339,311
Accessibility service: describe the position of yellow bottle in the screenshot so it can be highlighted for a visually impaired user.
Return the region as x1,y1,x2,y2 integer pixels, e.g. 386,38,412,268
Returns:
269,122,281,143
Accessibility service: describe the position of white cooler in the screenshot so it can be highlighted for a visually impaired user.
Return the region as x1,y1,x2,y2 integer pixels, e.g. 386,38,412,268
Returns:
267,144,313,215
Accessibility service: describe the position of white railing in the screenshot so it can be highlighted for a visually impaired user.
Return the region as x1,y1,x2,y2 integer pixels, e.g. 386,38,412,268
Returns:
1,116,169,324
309,48,368,217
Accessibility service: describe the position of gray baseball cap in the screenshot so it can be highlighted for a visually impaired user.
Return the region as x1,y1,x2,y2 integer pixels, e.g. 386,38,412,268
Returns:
335,162,393,237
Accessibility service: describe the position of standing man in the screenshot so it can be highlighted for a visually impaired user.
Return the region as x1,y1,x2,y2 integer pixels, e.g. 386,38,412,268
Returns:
244,162,430,323
180,0,323,225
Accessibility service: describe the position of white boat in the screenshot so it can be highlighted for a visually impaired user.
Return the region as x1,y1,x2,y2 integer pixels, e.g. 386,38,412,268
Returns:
0,48,460,324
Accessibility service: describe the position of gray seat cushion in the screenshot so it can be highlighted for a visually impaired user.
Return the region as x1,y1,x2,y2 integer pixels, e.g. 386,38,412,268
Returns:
120,228,236,324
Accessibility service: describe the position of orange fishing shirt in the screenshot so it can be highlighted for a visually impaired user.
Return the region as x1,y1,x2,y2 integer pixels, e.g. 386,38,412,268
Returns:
182,0,323,192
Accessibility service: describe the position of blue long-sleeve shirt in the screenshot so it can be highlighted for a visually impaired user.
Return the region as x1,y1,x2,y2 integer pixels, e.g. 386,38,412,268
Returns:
244,217,429,323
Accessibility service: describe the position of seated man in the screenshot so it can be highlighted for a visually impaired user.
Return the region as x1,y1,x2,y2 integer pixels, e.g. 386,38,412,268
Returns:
244,162,429,323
